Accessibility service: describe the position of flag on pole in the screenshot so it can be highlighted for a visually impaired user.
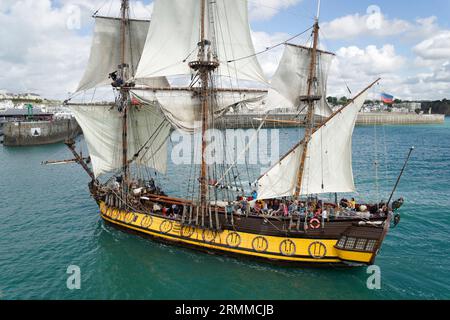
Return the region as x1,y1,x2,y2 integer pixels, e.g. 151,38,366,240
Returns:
381,92,394,104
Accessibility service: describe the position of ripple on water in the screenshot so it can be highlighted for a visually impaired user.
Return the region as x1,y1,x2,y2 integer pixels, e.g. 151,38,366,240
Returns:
1,121,450,299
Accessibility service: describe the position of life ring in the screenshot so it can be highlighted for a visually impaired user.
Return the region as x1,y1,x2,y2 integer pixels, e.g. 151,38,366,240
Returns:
309,218,321,229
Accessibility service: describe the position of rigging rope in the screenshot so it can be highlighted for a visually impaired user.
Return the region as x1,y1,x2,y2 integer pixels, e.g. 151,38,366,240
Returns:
374,122,380,205
214,112,270,188
225,26,314,63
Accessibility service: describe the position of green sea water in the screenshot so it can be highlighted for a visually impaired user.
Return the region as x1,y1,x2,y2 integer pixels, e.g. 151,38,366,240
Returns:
1,119,449,300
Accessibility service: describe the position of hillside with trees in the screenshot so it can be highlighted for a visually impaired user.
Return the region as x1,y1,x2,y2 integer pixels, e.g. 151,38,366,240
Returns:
421,99,450,116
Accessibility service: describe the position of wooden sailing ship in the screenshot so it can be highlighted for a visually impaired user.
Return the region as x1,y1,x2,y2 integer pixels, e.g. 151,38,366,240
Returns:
59,0,411,266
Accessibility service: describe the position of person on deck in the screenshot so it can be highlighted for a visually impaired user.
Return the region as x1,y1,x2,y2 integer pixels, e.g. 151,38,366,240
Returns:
272,200,280,211
308,206,315,218
322,206,329,224
349,198,356,211
299,203,306,218
172,205,179,217
254,201,261,214
236,204,243,215
289,200,298,214
113,179,120,192
329,205,336,219
340,198,348,208
109,71,124,88
226,204,233,215
282,203,289,216
299,202,305,211
315,207,322,217
262,201,268,214
241,199,248,212
148,178,155,190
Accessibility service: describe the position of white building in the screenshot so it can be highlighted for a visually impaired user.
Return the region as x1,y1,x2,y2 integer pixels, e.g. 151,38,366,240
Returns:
392,102,421,112
17,93,42,101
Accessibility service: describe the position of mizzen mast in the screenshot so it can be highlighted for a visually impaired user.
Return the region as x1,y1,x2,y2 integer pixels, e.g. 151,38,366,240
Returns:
294,5,321,198
189,0,220,214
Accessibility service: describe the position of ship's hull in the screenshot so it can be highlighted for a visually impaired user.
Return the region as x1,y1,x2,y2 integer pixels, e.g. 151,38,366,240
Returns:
98,201,391,267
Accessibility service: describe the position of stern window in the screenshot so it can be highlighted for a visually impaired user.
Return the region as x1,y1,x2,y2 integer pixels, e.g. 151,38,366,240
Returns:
366,239,377,251
337,236,347,248
355,238,367,250
345,237,356,249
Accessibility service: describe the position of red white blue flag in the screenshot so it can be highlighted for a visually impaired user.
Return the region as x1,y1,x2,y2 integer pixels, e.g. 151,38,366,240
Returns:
381,92,394,104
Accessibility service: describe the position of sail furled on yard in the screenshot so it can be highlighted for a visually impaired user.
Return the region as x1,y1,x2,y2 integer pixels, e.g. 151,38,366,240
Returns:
76,17,166,92
265,44,334,117
135,0,267,84
257,91,368,200
69,104,171,178
131,89,267,133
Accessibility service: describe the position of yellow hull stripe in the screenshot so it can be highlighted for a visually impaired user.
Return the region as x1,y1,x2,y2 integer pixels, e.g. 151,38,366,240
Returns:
99,202,374,264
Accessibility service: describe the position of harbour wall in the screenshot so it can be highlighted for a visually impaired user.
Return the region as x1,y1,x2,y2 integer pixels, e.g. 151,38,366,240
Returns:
215,112,445,129
356,112,445,125
2,118,81,146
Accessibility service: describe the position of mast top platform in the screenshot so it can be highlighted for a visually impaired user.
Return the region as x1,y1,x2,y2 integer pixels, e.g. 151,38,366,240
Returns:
298,95,322,102
188,60,220,72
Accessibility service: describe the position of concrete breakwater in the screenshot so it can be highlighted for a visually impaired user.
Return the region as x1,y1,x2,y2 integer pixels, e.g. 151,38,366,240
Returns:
2,118,81,146
215,112,445,129
356,112,445,125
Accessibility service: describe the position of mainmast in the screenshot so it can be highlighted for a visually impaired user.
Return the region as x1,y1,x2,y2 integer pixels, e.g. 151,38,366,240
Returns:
120,0,130,187
189,0,219,214
294,8,321,198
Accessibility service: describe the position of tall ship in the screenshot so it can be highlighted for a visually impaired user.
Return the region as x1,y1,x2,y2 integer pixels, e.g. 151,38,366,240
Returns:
60,0,411,266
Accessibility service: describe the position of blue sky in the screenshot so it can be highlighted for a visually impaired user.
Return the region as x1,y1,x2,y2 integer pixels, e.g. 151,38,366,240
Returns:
1,0,449,100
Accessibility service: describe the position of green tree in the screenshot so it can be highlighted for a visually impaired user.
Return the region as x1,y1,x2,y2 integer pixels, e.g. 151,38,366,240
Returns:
338,96,348,105
327,96,338,106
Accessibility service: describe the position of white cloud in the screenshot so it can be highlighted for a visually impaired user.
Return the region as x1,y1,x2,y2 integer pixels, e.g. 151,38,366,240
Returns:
327,44,406,98
251,31,290,76
405,30,450,99
0,0,153,99
327,41,450,101
248,0,302,21
413,31,450,60
412,16,441,40
321,13,411,40
318,11,449,100
321,12,439,42
335,44,405,76
425,61,450,82
0,0,90,97
55,0,153,20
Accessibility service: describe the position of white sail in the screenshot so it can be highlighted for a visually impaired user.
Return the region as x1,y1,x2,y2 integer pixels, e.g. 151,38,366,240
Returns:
265,44,334,117
257,90,368,199
135,0,267,84
257,143,304,200
69,104,171,178
131,89,266,133
77,17,166,92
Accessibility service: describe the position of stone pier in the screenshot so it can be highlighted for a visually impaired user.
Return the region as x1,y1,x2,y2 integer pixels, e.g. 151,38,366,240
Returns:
2,118,81,146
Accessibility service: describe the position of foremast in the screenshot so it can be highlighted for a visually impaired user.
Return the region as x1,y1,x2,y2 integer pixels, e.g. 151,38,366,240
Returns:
188,0,220,215
294,16,320,198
